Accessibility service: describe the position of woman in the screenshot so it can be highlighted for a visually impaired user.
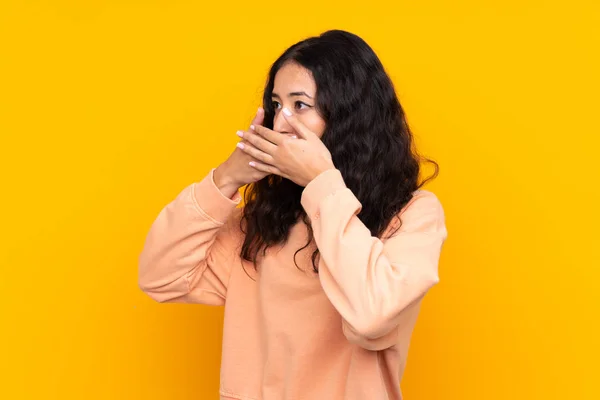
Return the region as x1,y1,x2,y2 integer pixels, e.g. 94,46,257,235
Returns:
139,29,447,400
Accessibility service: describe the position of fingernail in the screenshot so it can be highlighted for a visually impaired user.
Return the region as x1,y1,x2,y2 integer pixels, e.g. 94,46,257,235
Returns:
250,125,255,131
257,107,263,113
249,161,256,167
291,135,297,139
237,143,245,149
236,130,244,138
282,108,292,117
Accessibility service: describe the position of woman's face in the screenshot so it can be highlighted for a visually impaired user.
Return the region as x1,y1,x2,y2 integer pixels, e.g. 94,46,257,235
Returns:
271,62,326,139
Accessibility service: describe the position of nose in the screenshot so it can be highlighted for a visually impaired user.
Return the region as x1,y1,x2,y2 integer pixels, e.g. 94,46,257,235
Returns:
273,110,292,133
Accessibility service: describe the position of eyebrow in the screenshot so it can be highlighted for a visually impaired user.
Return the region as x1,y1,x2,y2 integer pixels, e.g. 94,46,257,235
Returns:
272,91,314,99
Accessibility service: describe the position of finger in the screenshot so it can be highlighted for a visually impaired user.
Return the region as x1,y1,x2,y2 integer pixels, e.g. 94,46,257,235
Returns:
281,108,318,140
248,161,286,177
236,141,275,165
250,124,284,146
250,106,265,127
237,129,277,155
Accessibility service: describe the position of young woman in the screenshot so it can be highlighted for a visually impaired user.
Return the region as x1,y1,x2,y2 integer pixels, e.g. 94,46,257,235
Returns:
139,29,448,400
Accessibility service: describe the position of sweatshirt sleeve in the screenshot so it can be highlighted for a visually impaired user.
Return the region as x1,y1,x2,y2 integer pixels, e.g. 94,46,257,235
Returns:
138,169,242,305
300,169,448,350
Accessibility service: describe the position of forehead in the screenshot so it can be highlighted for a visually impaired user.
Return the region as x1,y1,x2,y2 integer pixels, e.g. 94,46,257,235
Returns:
273,62,316,93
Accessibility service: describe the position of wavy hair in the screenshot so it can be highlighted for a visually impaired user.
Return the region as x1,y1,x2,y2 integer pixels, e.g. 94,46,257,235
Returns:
240,30,438,272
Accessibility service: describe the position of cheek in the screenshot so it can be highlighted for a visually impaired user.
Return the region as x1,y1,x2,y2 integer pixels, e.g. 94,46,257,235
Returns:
302,113,327,138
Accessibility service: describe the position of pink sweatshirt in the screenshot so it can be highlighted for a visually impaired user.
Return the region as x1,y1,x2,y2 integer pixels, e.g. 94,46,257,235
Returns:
138,168,447,400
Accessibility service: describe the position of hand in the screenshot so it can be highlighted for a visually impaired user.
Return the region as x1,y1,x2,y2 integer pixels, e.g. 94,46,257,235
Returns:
236,108,336,187
214,107,270,198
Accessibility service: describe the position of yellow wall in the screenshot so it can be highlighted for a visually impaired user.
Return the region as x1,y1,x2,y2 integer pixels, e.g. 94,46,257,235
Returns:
1,1,598,399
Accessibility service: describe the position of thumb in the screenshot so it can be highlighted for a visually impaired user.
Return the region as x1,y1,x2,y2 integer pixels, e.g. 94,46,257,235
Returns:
251,106,265,127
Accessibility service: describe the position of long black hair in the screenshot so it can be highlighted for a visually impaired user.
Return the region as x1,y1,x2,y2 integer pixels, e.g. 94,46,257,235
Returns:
240,29,438,272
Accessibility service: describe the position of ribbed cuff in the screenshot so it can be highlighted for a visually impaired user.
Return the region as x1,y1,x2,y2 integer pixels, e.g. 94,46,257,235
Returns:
191,169,241,224
300,168,347,218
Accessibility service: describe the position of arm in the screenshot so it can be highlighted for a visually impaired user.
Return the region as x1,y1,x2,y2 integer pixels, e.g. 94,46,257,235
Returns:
138,169,242,305
301,169,448,350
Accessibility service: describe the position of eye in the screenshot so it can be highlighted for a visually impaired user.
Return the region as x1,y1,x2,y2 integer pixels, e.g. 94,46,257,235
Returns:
271,100,281,110
295,101,312,111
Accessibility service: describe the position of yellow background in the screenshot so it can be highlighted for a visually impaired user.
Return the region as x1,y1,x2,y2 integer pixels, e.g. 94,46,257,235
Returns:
1,1,599,399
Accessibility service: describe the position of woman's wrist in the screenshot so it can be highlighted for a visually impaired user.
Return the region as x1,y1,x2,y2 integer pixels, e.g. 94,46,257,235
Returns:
214,163,242,199
307,159,336,184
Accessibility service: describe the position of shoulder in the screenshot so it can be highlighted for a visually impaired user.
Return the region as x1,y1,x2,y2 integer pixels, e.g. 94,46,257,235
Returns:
222,207,244,236
402,189,444,213
396,189,446,234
